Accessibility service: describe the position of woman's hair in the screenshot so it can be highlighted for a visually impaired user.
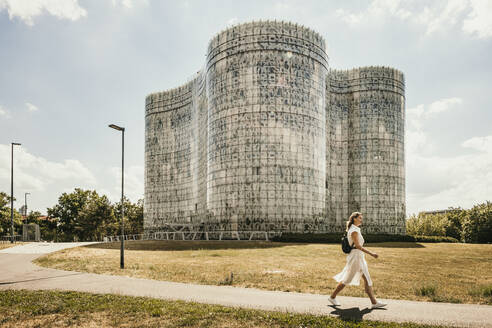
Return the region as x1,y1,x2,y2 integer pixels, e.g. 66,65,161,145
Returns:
346,212,362,231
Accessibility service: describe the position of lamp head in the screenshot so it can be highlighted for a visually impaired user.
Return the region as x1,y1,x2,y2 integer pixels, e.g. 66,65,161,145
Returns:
109,124,125,131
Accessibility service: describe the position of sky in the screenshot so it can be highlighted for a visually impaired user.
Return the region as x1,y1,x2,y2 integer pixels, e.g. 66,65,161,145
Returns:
0,0,491,217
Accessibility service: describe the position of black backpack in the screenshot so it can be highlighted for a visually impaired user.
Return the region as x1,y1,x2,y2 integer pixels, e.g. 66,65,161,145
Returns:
341,235,354,254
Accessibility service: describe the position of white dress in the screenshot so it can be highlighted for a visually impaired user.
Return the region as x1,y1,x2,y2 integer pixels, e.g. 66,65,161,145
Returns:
333,225,373,286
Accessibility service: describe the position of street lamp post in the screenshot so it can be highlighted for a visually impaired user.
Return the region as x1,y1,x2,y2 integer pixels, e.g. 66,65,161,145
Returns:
24,192,30,218
11,142,21,243
108,124,125,269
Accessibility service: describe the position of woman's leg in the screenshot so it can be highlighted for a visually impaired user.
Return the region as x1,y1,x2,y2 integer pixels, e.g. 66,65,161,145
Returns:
331,282,345,298
362,274,377,304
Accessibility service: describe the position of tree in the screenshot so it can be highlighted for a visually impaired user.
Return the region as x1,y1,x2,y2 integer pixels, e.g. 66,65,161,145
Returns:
130,199,144,235
47,188,92,241
0,192,23,237
77,192,115,241
47,188,116,242
47,188,144,241
444,207,466,241
406,201,491,243
112,197,144,236
25,211,42,224
25,211,58,241
406,213,447,236
19,205,27,217
462,201,492,243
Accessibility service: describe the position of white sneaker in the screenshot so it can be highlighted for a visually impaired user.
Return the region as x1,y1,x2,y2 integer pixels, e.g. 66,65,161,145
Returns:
328,297,340,306
371,302,387,309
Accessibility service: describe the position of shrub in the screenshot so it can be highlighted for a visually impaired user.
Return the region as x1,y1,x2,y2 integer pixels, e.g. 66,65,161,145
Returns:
444,208,466,240
272,233,416,243
272,233,459,244
484,286,492,298
406,201,491,243
406,213,447,236
412,235,459,243
364,234,417,243
468,285,492,303
415,285,436,297
219,272,234,285
462,201,492,243
272,233,340,243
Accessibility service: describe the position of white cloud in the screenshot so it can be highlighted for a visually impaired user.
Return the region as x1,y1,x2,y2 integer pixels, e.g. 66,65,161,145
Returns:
407,143,492,214
406,127,432,156
111,0,148,9
408,97,462,122
0,144,143,213
108,165,144,202
227,17,238,26
406,102,438,158
462,135,492,153
427,97,462,116
463,0,492,39
0,105,11,118
334,8,362,26
406,97,462,133
335,0,412,27
0,143,96,195
335,0,492,39
0,0,87,26
26,102,38,112
416,0,469,36
406,97,491,215
406,104,424,129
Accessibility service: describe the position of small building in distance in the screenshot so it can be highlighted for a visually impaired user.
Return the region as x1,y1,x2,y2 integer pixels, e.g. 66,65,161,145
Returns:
419,209,456,216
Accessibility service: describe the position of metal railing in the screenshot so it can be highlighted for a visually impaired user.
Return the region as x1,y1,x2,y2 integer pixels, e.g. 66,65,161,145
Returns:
0,235,22,243
103,230,282,243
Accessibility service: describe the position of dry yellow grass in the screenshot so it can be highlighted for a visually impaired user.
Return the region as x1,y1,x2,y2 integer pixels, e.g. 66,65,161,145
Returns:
35,241,492,304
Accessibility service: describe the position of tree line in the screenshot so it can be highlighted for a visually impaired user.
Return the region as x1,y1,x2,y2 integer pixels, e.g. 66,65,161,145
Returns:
406,201,492,243
0,188,143,242
2,189,490,243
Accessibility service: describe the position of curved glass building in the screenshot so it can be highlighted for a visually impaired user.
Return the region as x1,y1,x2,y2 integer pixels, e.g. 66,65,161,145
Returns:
145,21,405,236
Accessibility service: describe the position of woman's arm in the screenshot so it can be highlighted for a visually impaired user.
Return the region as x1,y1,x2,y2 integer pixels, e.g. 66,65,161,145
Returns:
351,231,378,258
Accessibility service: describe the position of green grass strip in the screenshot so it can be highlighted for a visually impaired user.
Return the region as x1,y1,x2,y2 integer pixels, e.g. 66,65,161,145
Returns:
0,289,446,328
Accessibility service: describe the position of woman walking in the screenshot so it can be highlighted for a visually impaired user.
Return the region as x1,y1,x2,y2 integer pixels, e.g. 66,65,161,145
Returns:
328,212,387,308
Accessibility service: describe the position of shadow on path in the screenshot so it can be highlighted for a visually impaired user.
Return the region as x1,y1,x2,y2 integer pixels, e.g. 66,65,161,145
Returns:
328,306,385,321
0,273,82,286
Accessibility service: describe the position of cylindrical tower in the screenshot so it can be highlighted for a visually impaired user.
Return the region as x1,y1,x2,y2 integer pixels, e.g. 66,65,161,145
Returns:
326,69,351,231
144,80,197,230
347,67,405,234
205,21,328,232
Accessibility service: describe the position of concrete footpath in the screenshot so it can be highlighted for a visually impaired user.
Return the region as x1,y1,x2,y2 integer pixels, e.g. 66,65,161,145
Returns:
1,243,491,328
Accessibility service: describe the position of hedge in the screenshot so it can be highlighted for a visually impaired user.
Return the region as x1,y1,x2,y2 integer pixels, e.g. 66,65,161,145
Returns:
406,201,492,243
412,235,459,243
272,233,459,244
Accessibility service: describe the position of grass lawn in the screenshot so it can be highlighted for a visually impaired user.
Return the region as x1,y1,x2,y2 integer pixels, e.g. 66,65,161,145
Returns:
35,241,492,305
0,289,447,328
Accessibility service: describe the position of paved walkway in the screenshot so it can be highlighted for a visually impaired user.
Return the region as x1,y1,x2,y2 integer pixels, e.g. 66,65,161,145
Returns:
0,242,98,254
1,243,491,328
